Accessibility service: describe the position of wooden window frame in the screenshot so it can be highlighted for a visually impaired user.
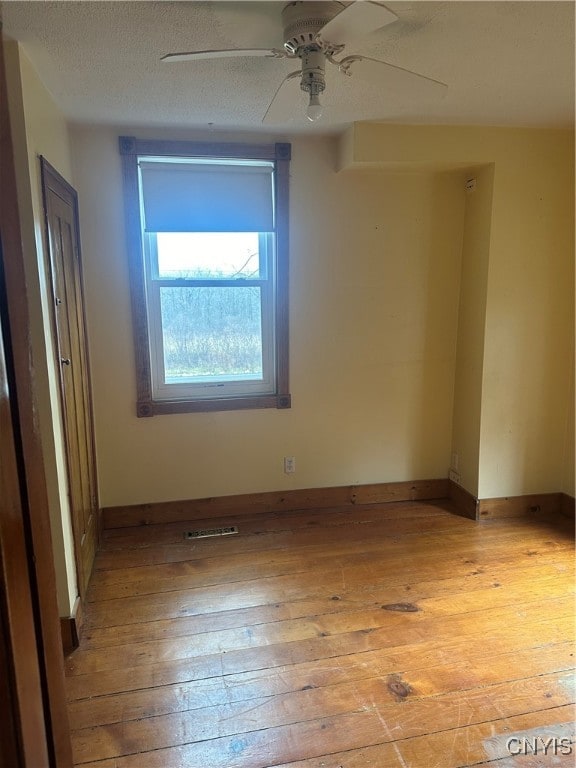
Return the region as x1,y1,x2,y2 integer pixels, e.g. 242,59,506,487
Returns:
119,137,291,417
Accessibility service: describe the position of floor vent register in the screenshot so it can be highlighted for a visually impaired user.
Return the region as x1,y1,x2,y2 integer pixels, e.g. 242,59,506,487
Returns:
184,526,239,539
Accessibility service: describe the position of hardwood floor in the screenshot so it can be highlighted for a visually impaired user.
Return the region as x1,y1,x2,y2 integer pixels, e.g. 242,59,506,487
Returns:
65,500,575,767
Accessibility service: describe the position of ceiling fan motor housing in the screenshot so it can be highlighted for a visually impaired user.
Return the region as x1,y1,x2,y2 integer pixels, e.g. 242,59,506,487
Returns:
281,1,346,54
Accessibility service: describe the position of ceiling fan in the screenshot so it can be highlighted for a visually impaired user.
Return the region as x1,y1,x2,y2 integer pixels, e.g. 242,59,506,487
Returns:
161,1,446,124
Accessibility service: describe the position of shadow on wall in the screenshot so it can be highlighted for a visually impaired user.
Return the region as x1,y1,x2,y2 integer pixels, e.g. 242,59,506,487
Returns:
409,170,466,481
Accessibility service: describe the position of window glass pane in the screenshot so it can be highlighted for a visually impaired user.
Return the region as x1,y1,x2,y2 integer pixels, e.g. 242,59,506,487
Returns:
156,232,263,279
160,287,263,383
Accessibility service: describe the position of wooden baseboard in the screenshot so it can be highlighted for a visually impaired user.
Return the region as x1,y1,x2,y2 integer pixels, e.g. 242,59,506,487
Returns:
559,493,575,519
101,481,574,531
448,483,572,523
102,478,450,529
59,596,83,656
478,493,562,520
448,480,478,520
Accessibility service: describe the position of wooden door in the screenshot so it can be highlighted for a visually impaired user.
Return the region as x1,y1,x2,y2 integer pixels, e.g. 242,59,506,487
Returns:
41,160,99,598
0,30,73,767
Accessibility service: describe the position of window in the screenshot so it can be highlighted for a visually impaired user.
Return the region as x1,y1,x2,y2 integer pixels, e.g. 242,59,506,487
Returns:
119,137,291,416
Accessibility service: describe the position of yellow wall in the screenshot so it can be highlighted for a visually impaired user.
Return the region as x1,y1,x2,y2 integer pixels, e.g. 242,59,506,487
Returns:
4,42,77,614
451,165,494,496
70,125,465,507
341,123,574,500
479,132,574,498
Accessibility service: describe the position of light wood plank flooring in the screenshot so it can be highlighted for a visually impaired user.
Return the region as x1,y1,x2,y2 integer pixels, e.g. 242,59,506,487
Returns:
65,500,575,767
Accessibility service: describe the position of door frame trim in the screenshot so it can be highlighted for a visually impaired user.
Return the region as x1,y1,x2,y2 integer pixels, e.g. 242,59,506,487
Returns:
0,30,74,768
40,155,101,598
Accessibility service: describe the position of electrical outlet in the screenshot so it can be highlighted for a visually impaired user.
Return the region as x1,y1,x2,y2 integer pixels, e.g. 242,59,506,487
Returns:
451,451,459,471
284,456,296,474
449,469,461,484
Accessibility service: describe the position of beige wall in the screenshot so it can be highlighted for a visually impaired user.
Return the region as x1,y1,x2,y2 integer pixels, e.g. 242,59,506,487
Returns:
341,123,574,500
5,42,77,614
451,165,494,497
70,125,465,508
479,131,574,498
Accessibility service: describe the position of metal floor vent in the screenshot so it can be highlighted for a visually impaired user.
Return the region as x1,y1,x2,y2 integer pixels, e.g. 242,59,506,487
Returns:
184,526,239,540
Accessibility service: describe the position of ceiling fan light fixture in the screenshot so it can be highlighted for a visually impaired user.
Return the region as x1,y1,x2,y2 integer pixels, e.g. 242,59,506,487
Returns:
306,92,323,122
300,47,326,122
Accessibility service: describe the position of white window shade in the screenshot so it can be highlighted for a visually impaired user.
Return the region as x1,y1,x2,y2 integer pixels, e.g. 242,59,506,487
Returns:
139,161,275,233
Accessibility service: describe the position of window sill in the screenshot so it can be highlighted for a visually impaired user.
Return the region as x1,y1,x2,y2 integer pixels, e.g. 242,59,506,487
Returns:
137,393,291,417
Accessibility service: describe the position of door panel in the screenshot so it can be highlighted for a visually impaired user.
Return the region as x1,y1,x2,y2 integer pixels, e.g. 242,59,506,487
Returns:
41,160,98,598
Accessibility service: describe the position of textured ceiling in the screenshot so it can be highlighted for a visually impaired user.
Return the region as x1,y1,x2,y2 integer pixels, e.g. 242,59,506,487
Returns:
2,1,574,134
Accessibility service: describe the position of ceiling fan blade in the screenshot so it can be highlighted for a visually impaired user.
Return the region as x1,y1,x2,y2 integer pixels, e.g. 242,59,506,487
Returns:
262,71,301,124
340,56,447,97
317,2,398,46
161,48,286,63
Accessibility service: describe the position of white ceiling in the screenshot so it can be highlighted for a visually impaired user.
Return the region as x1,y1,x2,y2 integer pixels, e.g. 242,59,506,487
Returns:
2,0,574,134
